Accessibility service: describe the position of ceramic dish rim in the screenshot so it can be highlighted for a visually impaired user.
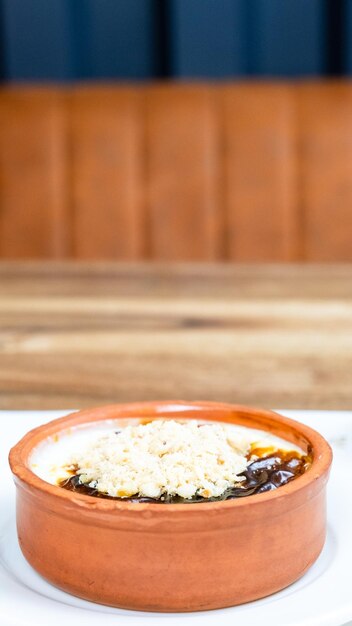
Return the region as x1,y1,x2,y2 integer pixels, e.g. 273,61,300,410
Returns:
8,400,333,514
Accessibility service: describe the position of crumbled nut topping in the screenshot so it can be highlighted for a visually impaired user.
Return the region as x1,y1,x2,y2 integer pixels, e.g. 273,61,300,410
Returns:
68,419,252,499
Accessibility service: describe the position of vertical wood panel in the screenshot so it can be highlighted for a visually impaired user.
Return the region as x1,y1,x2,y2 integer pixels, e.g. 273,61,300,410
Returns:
71,87,145,259
146,85,221,260
223,84,298,261
297,83,352,261
2,82,352,263
0,88,69,258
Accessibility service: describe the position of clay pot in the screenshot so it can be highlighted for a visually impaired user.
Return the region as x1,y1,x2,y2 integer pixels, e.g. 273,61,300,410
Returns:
9,401,332,612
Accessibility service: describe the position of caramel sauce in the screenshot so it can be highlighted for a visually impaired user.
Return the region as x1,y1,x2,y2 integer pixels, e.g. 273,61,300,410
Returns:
58,448,311,504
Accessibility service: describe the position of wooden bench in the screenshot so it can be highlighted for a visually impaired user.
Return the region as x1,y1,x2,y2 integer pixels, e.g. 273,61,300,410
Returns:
1,82,351,261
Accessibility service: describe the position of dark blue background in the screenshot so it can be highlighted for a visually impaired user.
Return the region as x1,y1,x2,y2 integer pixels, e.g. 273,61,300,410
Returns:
0,0,349,81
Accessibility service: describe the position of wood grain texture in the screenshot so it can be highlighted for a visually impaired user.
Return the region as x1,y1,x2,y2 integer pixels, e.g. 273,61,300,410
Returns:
0,262,351,410
1,82,352,262
0,88,69,258
297,82,352,261
222,84,298,261
146,85,222,260
70,87,145,259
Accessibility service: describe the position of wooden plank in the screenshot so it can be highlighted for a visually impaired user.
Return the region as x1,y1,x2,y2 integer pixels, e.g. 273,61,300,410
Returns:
0,261,351,300
146,85,221,260
70,87,145,259
0,263,351,409
0,88,69,258
222,84,298,261
297,83,352,261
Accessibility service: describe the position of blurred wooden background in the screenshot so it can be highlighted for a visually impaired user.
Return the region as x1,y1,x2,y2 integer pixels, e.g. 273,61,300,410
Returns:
1,81,352,261
1,262,351,409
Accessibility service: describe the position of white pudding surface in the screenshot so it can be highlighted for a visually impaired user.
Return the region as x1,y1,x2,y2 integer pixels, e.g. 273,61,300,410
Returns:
29,418,305,500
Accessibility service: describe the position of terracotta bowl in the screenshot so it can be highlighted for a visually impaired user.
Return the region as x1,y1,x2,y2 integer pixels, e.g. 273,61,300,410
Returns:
9,401,332,612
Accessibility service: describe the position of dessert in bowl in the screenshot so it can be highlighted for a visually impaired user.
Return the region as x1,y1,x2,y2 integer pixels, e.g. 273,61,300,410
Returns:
9,401,332,612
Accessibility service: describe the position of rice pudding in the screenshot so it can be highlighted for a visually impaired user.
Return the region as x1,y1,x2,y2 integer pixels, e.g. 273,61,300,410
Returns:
30,417,311,503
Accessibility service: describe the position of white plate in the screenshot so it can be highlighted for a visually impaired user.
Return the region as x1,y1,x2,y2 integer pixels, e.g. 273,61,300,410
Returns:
0,410,351,626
